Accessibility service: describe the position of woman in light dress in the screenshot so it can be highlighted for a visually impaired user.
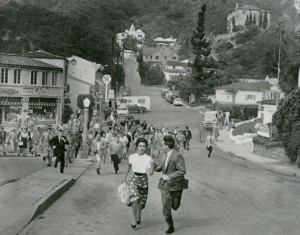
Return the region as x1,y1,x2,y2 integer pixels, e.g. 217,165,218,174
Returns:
124,138,154,229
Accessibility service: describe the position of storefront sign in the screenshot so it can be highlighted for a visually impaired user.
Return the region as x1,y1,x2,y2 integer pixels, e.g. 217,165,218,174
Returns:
23,87,48,95
257,125,270,138
0,87,20,94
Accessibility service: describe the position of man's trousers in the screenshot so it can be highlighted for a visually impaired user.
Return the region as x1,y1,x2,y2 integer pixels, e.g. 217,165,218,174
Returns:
160,189,183,227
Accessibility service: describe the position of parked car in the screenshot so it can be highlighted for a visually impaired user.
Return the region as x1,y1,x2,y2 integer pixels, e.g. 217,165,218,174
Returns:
173,98,183,106
161,89,169,97
116,106,129,115
165,92,173,102
118,115,140,126
127,104,147,113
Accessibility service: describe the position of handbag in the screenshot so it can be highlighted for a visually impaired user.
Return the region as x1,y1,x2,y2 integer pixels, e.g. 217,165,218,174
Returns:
18,141,23,147
117,182,128,203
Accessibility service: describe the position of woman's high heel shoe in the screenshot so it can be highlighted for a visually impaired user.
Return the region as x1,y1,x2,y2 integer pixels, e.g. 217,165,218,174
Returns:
131,224,136,229
136,220,141,225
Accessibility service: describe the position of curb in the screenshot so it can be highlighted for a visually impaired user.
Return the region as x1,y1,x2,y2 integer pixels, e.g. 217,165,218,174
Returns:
223,149,299,178
12,162,93,235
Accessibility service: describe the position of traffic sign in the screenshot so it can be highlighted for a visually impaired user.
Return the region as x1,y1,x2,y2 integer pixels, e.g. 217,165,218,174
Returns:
103,74,111,84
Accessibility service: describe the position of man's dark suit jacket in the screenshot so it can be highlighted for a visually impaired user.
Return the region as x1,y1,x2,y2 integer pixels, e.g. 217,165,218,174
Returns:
155,149,188,191
49,135,69,155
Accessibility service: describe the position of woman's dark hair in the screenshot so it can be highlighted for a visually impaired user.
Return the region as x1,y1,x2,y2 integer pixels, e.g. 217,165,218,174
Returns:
135,137,148,148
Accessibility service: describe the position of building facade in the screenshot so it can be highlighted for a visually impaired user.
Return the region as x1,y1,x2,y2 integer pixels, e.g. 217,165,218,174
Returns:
67,56,105,114
116,24,145,49
142,46,179,67
0,54,64,128
215,82,272,105
227,3,271,33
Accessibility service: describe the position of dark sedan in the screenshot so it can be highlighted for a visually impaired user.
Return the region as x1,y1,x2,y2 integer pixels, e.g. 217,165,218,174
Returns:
127,104,147,113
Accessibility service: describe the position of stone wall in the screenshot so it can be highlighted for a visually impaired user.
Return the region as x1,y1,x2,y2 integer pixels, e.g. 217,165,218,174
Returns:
253,143,288,161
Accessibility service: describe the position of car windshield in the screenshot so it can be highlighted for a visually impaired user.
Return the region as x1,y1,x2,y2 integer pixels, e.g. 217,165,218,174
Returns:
175,98,181,101
118,108,127,111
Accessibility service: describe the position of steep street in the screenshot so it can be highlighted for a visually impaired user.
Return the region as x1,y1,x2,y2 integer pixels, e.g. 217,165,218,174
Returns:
26,56,300,235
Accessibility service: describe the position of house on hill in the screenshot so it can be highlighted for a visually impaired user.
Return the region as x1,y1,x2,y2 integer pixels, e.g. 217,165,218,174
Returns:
215,82,272,105
142,46,179,67
163,61,188,81
227,3,271,33
116,24,145,49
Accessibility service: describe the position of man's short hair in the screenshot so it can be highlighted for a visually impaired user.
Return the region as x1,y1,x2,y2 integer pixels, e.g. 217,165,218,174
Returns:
163,135,175,149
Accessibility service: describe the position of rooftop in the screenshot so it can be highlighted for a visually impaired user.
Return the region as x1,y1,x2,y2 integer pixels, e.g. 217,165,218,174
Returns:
215,82,271,91
20,49,66,60
0,54,63,71
142,47,159,55
238,4,270,12
166,61,187,67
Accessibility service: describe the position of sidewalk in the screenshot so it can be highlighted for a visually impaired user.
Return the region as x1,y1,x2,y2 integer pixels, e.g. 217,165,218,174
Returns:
0,158,93,235
217,128,300,178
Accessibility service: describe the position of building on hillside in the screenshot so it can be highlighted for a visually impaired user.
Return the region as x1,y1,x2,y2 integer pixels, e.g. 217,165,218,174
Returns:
163,61,188,81
142,46,179,67
227,3,271,33
0,53,64,127
153,37,177,47
116,24,145,49
67,56,105,114
215,82,272,105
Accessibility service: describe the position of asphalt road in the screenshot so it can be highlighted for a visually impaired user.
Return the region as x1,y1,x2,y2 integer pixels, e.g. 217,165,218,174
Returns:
0,157,46,185
26,56,300,235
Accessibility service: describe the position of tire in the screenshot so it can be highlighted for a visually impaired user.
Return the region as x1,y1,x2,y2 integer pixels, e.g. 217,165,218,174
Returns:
139,109,144,113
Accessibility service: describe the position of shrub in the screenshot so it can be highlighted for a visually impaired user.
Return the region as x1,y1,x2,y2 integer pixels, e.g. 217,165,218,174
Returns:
232,25,244,32
273,88,300,162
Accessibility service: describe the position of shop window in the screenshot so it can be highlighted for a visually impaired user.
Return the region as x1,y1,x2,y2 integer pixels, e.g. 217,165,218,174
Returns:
3,98,22,123
31,71,37,85
14,70,21,84
42,71,48,86
29,98,57,121
1,68,8,84
52,72,58,86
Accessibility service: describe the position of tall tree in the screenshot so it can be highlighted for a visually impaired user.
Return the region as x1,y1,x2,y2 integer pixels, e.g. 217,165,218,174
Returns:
253,14,256,26
263,11,268,29
258,13,263,28
249,13,253,26
190,4,211,82
245,15,249,27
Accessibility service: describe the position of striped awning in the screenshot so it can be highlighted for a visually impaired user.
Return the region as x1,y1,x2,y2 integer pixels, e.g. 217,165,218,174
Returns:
29,102,56,107
0,101,22,105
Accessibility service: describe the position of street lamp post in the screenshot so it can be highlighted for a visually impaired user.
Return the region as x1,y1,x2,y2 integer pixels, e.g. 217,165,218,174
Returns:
99,94,103,122
82,98,90,159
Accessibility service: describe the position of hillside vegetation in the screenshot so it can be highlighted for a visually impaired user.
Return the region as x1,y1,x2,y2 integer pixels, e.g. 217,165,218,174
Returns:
0,0,300,87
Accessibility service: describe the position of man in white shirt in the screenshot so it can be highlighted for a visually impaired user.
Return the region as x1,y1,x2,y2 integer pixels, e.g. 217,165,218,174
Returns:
224,110,230,125
206,130,215,158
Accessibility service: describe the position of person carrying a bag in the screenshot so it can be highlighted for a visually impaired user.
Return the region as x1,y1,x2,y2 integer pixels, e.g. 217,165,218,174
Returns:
124,138,154,229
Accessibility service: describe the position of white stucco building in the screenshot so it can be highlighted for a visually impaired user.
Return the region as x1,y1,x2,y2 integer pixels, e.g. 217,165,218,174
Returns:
163,61,188,81
227,3,270,33
67,56,105,113
116,24,145,49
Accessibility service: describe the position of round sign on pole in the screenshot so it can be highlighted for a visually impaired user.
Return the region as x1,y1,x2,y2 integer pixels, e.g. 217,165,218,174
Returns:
103,74,111,84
